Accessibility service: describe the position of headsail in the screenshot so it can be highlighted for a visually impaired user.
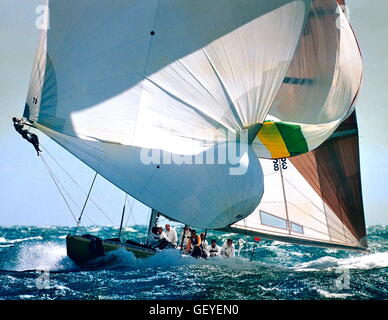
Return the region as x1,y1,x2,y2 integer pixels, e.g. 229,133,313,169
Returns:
22,0,362,230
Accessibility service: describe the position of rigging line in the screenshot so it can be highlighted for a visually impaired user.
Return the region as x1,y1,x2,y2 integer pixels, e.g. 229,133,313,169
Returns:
41,150,114,238
81,214,115,239
125,197,148,245
126,198,140,233
77,172,98,226
40,144,115,225
42,156,85,220
124,196,136,227
40,154,78,224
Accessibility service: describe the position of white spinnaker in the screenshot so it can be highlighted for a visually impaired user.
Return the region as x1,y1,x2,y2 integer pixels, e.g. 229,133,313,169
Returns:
252,2,363,158
228,158,363,250
24,0,311,228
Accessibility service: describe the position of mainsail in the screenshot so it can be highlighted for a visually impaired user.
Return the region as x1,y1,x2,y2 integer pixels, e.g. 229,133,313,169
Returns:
290,111,367,249
22,0,363,231
225,147,367,251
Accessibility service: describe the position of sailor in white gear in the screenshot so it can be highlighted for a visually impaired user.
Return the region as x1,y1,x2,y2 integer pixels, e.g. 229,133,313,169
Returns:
164,224,178,246
208,239,221,257
221,239,235,258
158,227,169,241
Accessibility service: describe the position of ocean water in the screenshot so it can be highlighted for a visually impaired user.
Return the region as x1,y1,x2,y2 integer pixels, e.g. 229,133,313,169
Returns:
0,225,387,300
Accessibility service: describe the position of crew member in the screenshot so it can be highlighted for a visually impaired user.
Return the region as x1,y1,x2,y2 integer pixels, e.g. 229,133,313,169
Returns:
200,232,209,258
164,224,178,247
12,117,41,156
186,229,202,258
181,226,191,250
208,239,220,257
220,239,235,258
147,226,161,248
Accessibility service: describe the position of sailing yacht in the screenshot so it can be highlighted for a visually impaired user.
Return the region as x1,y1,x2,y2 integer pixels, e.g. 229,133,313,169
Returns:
15,0,367,266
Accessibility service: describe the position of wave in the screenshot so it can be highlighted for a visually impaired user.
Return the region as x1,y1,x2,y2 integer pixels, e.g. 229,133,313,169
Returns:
0,236,43,244
5,239,274,273
315,289,354,299
293,252,388,271
84,246,280,273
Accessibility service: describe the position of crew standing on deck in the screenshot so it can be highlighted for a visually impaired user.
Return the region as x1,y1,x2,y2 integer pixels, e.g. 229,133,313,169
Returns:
164,224,178,247
186,229,202,258
200,232,209,258
221,239,235,258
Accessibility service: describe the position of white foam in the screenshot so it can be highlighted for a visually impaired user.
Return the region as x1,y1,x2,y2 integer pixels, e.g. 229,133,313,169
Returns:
2,236,43,244
14,242,78,272
99,247,273,272
294,252,388,271
316,289,354,299
19,295,35,299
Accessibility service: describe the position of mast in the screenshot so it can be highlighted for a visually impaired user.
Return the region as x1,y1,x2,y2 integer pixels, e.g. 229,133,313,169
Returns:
118,194,127,240
146,209,160,245
278,158,291,234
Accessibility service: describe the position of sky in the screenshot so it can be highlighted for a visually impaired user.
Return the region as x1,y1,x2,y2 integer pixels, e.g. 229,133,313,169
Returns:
0,0,387,227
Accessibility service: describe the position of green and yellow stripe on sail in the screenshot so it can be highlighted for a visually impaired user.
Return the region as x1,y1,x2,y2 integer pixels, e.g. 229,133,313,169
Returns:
257,121,309,158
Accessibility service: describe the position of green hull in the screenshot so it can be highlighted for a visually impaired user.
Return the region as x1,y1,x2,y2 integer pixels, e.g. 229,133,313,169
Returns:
66,235,155,265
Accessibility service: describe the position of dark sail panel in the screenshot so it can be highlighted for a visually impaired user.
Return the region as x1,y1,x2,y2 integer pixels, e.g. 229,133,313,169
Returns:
290,111,367,247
